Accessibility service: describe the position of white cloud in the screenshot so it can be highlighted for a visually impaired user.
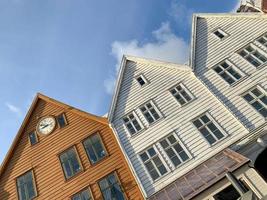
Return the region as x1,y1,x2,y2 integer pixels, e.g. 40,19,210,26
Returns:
231,0,241,12
5,102,22,117
169,1,194,28
105,22,189,94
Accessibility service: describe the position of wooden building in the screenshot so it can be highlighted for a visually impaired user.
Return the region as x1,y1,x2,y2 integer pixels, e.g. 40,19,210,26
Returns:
0,93,144,200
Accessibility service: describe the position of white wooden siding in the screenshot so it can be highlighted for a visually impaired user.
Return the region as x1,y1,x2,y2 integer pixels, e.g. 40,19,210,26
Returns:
110,58,248,197
194,14,267,130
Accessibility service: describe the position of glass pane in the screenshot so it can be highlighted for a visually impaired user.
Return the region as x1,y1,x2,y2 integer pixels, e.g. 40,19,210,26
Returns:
166,149,176,158
57,114,67,128
171,156,181,167
160,140,169,149
260,96,267,105
140,152,149,162
170,89,177,95
126,123,136,135
214,66,223,73
199,127,210,137
251,88,262,97
239,50,247,57
213,184,240,200
94,139,106,160
144,112,154,124
213,129,224,140
84,140,98,163
29,132,38,145
148,147,156,157
206,135,217,145
247,55,260,67
17,171,36,200
173,144,183,154
132,119,141,131
193,119,202,128
60,148,81,179
167,135,177,144
252,101,263,111
179,151,189,162
221,62,229,69
145,161,155,171
200,115,210,123
244,94,254,102
246,46,253,52
259,108,267,117
158,164,167,175
150,108,160,120
150,169,160,180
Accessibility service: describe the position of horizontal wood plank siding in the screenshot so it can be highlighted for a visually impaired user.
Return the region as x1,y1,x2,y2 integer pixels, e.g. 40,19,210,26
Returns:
0,98,143,200
111,60,248,196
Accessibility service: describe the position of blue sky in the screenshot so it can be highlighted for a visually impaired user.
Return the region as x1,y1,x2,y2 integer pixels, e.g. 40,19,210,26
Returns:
0,0,239,164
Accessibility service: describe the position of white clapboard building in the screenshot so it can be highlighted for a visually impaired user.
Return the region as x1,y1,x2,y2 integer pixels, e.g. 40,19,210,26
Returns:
108,1,267,199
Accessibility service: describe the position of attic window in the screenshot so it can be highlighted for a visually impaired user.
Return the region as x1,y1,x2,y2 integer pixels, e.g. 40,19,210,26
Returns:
213,29,227,39
136,74,148,87
29,132,38,146
56,113,67,128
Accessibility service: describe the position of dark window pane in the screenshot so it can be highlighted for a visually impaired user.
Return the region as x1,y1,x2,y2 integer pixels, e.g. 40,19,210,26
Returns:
140,152,149,162
179,151,189,162
193,119,202,128
160,140,169,149
57,113,67,128
214,66,223,73
252,101,263,111
168,135,177,144
251,88,262,97
221,62,229,69
16,171,37,200
157,164,167,175
206,135,217,145
150,169,160,180
239,50,247,57
137,77,146,86
259,108,267,117
166,149,176,158
145,161,155,171
29,132,38,145
213,184,240,200
171,156,181,167
201,115,210,123
132,119,141,131
199,127,210,137
244,94,254,102
261,96,267,105
173,144,183,153
144,112,154,123
148,147,156,157
213,129,224,140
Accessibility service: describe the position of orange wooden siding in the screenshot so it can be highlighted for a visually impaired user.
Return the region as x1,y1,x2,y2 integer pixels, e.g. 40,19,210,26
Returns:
0,97,143,200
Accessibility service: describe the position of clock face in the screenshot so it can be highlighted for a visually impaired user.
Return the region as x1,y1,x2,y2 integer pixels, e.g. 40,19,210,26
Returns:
37,116,56,135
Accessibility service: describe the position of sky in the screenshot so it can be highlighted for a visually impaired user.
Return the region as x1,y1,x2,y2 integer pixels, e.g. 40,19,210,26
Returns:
0,0,240,164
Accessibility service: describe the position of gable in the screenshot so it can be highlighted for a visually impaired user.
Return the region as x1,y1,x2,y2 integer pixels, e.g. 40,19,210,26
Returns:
191,14,267,74
108,56,191,122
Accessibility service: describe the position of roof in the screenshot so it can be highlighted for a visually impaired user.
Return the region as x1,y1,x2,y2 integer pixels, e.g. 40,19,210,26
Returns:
0,93,108,176
148,148,249,200
107,55,192,122
189,13,267,71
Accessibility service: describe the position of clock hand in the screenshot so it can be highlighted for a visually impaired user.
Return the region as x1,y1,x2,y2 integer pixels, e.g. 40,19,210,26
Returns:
41,124,49,129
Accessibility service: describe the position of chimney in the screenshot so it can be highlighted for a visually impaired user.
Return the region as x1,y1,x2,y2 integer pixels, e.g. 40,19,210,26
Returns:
237,0,267,13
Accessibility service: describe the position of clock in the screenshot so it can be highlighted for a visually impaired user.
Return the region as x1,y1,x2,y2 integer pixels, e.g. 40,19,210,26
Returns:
37,116,56,135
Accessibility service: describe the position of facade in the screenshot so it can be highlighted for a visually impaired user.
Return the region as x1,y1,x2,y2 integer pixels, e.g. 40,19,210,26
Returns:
109,2,267,200
0,94,143,200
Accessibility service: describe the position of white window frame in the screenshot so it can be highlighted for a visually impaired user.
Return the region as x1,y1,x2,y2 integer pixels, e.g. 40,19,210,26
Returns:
256,33,267,48
135,74,149,87
139,100,162,125
158,132,192,170
213,60,244,85
238,44,267,68
242,85,267,118
212,28,228,40
122,111,144,136
169,83,195,106
139,145,169,182
192,112,227,146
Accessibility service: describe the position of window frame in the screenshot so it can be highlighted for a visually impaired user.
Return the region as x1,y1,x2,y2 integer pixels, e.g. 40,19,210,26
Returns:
139,100,162,125
139,144,169,182
212,28,228,40
158,132,192,169
192,112,227,146
135,73,149,87
213,60,244,86
256,33,267,48
122,111,144,136
56,112,68,129
71,186,94,200
169,83,195,107
82,132,108,165
242,85,267,118
98,172,127,200
16,169,38,200
238,44,267,68
58,145,84,181
28,131,39,146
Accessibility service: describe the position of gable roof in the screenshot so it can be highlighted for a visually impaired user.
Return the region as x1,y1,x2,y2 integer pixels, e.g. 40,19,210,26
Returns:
189,13,267,71
0,93,108,177
107,55,192,122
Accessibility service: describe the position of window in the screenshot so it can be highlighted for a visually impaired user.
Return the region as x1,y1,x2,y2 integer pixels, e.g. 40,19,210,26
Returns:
160,134,190,167
16,170,37,200
99,173,125,200
83,133,107,164
257,33,267,47
140,146,168,181
239,45,267,67
213,184,241,200
140,101,161,124
59,147,82,179
170,84,193,105
72,188,93,200
193,113,225,145
123,112,142,135
214,61,242,84
29,132,38,146
136,74,148,86
56,113,67,128
213,29,227,39
243,87,267,117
